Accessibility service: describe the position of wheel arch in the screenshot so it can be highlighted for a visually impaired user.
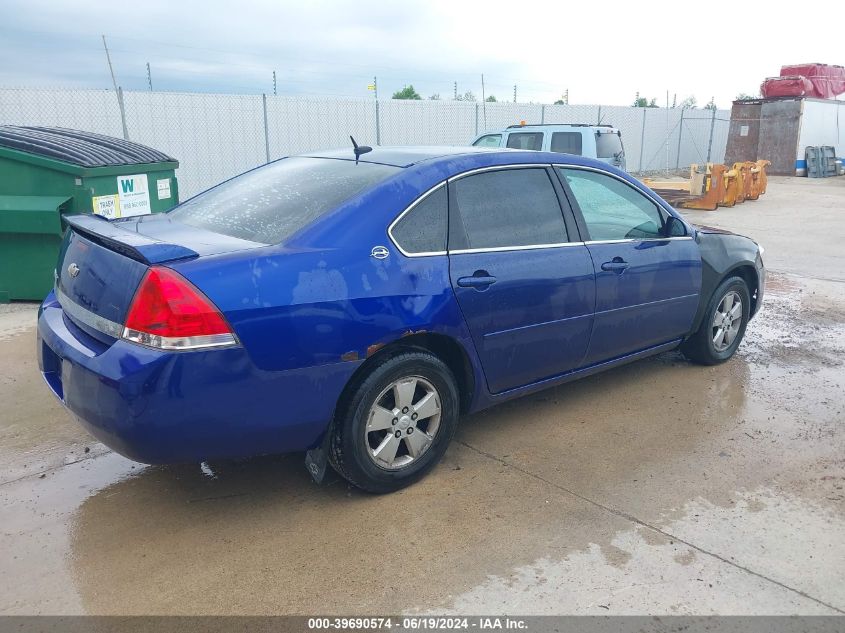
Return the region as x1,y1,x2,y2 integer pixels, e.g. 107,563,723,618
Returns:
726,263,760,316
334,332,476,425
689,257,760,336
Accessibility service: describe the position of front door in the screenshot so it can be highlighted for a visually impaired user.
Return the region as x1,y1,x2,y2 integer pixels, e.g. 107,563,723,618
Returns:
557,167,701,365
448,166,595,394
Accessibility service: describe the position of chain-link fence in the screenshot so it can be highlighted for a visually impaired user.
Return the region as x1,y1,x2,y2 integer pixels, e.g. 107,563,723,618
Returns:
0,87,730,198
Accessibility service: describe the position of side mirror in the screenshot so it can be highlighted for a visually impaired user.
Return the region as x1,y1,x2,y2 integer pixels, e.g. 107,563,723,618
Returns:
663,215,686,237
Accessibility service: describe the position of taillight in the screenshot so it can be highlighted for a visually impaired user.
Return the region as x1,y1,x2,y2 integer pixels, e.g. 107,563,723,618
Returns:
122,267,238,351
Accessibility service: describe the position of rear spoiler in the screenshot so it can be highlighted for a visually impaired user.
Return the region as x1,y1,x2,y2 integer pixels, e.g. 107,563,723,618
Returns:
63,214,199,264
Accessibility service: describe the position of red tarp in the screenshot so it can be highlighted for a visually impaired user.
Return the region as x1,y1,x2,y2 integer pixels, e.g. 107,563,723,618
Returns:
761,75,815,98
763,63,845,99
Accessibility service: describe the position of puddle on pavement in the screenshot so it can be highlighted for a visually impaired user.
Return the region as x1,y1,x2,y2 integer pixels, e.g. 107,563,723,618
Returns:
2,448,640,614
0,273,843,614
0,325,105,485
419,488,842,615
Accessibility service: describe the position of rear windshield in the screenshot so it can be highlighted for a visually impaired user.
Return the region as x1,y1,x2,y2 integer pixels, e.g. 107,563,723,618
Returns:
169,157,399,244
595,132,623,158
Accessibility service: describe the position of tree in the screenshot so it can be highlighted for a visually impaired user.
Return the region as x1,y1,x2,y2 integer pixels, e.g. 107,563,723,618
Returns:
392,85,421,100
428,93,441,100
678,96,697,109
554,99,566,105
633,94,659,108
736,92,759,101
704,97,717,111
485,95,497,102
455,90,476,102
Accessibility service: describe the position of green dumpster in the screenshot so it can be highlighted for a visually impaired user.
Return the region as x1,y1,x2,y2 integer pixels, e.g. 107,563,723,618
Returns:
0,126,179,302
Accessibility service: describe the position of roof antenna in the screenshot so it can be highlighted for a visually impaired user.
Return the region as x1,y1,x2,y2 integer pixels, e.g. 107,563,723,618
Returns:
350,136,372,164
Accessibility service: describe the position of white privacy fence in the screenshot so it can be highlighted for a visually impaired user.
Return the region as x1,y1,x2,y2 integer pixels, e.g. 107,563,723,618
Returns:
0,88,730,198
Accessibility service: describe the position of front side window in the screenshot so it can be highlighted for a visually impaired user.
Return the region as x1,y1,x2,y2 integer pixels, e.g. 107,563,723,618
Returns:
505,133,543,151
451,168,568,250
559,168,668,241
473,134,502,148
391,185,447,254
170,157,399,244
550,132,583,155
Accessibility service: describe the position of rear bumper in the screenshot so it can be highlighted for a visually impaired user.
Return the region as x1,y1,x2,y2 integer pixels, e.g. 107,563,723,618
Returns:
37,291,359,464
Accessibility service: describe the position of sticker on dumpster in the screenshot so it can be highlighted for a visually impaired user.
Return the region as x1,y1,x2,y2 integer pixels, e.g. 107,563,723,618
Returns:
116,174,152,217
92,194,119,219
157,178,172,200
740,125,749,137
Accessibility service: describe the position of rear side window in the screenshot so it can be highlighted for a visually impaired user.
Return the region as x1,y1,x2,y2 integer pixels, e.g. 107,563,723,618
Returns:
506,133,543,151
169,157,399,244
391,185,447,254
550,132,583,155
473,134,502,147
451,168,569,250
595,132,623,158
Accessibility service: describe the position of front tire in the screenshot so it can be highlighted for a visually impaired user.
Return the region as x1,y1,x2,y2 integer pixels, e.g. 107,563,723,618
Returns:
329,350,459,493
682,276,751,365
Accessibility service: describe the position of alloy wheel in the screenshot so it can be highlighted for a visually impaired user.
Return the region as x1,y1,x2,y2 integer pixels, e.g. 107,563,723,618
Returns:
712,290,743,352
364,376,442,470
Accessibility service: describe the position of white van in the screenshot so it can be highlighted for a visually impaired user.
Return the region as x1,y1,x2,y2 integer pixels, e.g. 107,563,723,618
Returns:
471,123,627,171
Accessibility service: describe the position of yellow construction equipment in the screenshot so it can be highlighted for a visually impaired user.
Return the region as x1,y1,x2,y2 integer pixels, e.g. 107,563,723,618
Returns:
747,160,770,200
644,160,770,211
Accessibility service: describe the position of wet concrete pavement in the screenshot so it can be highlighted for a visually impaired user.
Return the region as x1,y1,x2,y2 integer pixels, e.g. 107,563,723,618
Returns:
1,177,843,615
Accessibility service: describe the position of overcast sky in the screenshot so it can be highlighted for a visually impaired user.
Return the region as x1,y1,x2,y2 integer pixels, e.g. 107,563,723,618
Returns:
2,0,843,108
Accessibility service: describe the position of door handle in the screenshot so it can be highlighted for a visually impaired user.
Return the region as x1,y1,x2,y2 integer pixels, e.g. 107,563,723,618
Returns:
601,258,629,273
457,273,497,289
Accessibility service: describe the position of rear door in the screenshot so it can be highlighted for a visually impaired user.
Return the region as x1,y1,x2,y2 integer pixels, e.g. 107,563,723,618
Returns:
448,166,595,394
549,131,583,156
557,166,701,365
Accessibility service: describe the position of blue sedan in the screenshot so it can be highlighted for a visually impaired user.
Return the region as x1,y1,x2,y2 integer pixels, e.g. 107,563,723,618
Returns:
37,146,765,492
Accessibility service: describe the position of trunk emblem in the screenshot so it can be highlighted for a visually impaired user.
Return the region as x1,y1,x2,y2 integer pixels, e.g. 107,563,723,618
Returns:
371,246,389,260
68,263,80,278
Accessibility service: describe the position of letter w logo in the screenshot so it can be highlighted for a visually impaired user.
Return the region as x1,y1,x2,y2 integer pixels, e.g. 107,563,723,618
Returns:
120,178,134,194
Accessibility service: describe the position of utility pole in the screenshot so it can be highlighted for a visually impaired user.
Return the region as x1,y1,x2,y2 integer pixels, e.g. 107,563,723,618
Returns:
564,89,569,105
101,35,119,94
146,62,152,91
272,70,277,96
513,84,517,103
454,82,458,100
102,35,127,140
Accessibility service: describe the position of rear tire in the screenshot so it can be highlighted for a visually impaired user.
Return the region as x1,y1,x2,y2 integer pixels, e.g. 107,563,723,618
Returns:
329,350,459,493
681,276,750,365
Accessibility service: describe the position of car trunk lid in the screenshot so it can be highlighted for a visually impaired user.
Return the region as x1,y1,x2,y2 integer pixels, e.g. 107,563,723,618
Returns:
56,214,263,343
